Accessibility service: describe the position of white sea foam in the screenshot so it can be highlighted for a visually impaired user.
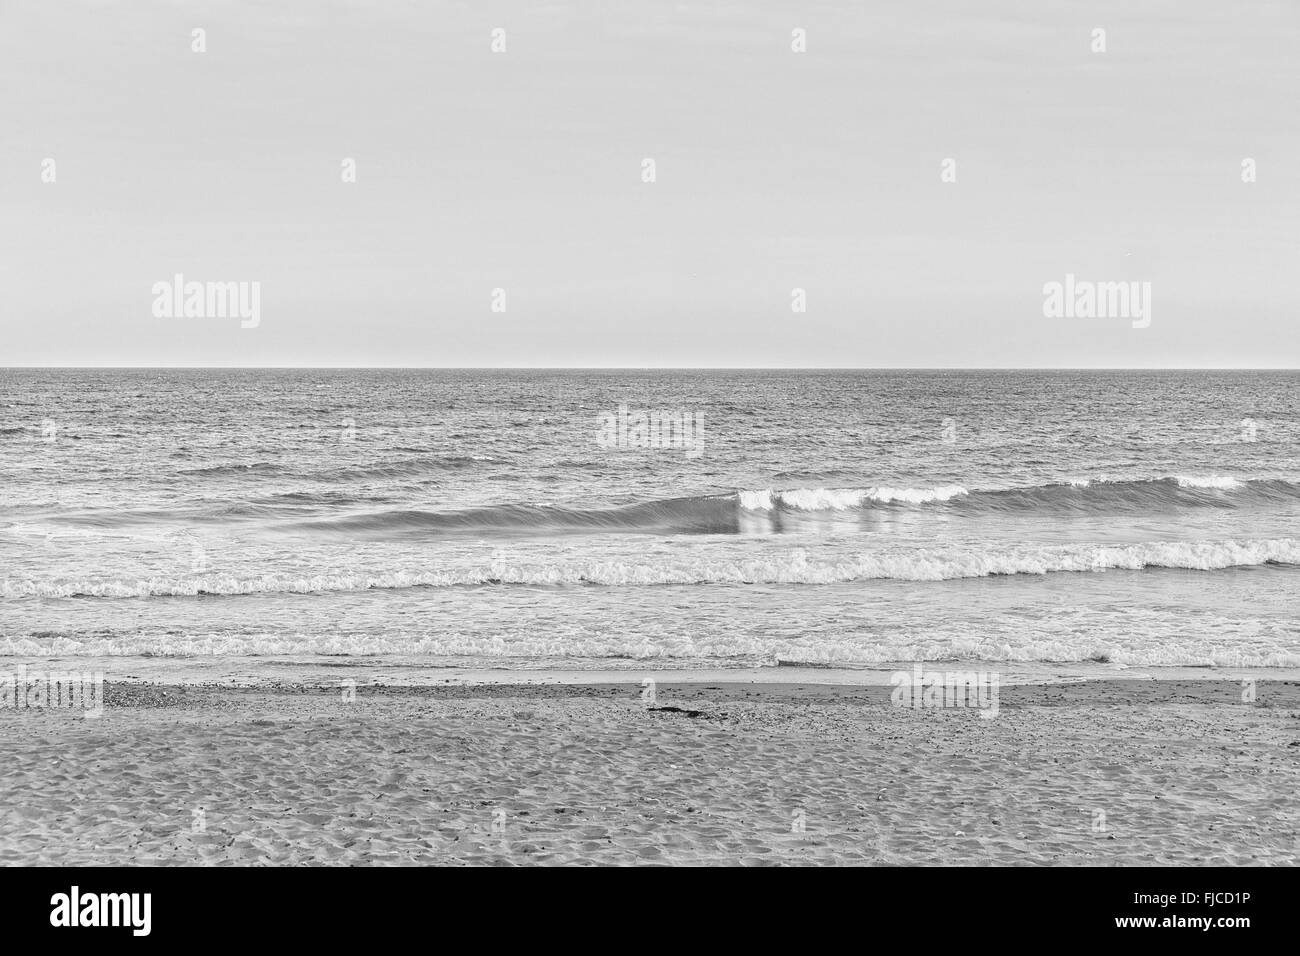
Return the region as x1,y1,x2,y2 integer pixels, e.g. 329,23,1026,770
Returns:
736,486,969,511
865,485,969,504
5,538,1297,598
1174,475,1246,490
775,488,868,510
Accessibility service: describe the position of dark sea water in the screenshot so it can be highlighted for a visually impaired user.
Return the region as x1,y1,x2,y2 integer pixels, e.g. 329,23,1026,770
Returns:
2,369,1298,671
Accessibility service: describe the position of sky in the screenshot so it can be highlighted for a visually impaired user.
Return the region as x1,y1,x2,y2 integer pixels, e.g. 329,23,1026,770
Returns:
2,0,1298,367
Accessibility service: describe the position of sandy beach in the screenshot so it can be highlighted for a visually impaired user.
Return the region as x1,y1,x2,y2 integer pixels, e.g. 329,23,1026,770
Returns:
2,673,1296,866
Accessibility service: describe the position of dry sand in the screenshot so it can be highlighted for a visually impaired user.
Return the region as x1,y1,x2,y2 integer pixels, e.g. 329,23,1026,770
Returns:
1,677,1297,865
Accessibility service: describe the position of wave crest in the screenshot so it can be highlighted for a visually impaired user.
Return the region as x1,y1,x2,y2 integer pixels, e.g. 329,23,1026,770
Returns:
6,538,1297,598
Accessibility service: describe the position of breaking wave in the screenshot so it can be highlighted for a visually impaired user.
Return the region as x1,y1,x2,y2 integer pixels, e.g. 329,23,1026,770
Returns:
6,537,1298,598
281,477,1300,537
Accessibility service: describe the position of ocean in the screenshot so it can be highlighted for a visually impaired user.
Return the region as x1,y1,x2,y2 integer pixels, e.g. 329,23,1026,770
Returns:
2,369,1298,673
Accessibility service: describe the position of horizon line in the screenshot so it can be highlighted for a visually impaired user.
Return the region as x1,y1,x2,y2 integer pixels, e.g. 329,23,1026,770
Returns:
3,365,1298,372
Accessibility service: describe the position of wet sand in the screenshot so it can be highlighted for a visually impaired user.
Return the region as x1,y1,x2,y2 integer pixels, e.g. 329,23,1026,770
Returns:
1,677,1297,865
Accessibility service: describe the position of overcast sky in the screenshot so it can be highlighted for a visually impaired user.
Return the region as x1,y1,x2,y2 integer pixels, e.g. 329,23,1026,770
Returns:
2,0,1298,367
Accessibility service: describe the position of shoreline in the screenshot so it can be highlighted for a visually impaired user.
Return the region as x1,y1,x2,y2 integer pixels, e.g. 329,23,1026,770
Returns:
5,655,1300,689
